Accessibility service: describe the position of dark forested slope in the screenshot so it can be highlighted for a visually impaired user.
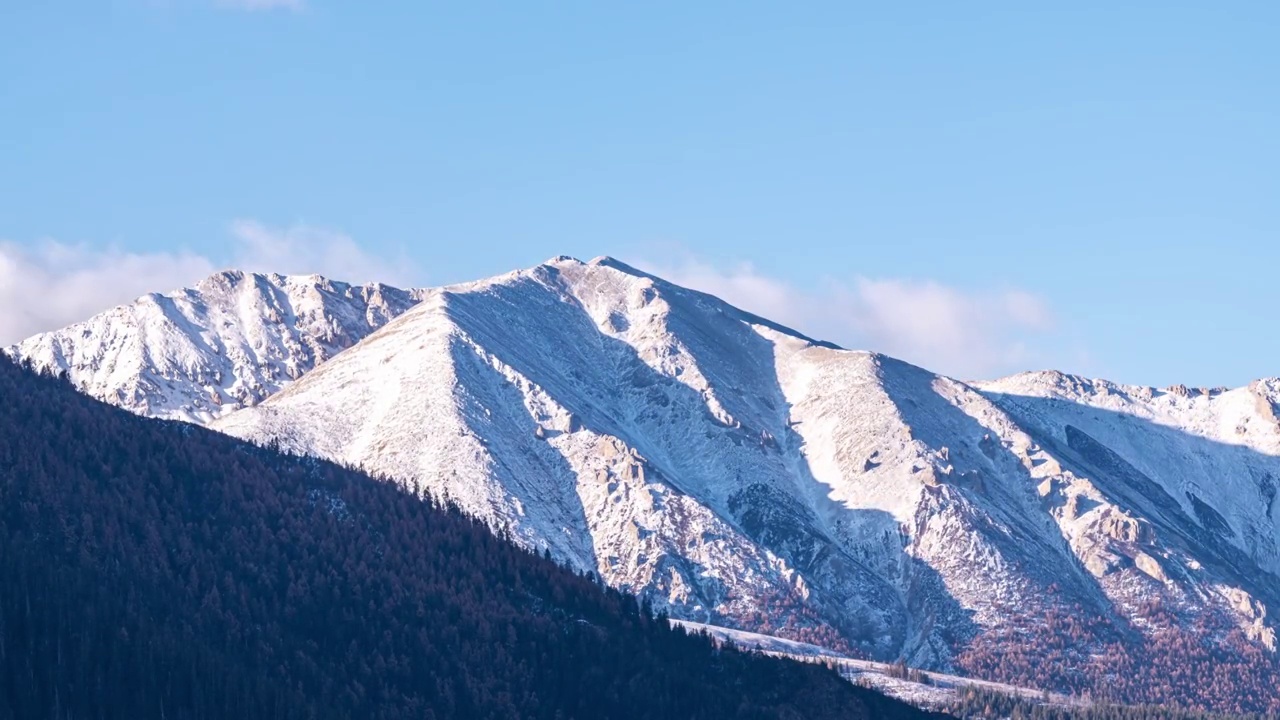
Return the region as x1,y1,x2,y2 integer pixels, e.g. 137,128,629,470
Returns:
0,356,940,720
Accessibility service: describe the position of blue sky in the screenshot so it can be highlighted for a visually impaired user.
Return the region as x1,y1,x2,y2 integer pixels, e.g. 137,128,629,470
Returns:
2,1,1277,385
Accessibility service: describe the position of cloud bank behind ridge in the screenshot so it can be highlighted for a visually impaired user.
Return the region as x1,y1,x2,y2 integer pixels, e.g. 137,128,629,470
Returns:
0,220,414,346
637,255,1061,380
0,233,1069,379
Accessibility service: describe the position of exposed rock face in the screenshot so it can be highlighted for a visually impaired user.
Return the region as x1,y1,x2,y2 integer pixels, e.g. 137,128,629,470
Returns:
1099,509,1148,544
1134,551,1166,582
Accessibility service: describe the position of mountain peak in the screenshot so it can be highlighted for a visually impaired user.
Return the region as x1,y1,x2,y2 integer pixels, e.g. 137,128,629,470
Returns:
539,254,631,267
9,271,426,423
587,254,634,269
543,254,586,266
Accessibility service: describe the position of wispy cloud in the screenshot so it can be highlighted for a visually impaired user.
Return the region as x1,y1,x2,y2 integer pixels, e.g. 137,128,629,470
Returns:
213,0,304,11
0,221,413,346
229,219,418,287
636,255,1060,380
0,241,217,347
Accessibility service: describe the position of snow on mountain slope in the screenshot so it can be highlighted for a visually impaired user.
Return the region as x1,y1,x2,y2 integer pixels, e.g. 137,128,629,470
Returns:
16,255,1280,708
209,256,1280,685
671,620,1083,711
974,372,1280,645
6,270,427,422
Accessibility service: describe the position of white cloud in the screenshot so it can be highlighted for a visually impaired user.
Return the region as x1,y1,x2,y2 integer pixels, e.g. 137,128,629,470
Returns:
0,241,217,347
0,221,414,346
214,0,304,11
228,219,418,287
636,255,1059,380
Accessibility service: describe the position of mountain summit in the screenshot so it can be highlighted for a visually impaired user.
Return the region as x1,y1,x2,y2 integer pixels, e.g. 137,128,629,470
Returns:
9,270,428,422
11,256,1280,712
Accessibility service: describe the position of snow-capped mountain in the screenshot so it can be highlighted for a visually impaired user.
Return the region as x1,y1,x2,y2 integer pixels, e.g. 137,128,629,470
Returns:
11,256,1280,709
973,372,1280,634
7,270,427,422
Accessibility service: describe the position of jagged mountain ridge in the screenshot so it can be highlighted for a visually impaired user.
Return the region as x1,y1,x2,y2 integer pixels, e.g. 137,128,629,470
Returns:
11,256,1280,711
7,270,428,422
973,372,1280,636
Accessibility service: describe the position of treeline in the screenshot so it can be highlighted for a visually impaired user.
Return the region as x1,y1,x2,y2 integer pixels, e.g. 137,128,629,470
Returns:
0,356,939,720
957,598,1280,714
886,659,934,685
951,686,1280,720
